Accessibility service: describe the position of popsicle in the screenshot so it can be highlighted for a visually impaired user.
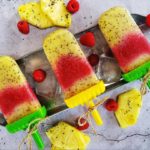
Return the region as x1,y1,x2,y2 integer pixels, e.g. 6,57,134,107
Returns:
99,7,150,73
0,56,46,149
43,29,105,125
0,56,41,123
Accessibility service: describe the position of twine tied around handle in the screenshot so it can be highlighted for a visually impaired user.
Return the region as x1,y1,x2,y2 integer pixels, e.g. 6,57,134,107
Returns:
140,70,150,95
78,97,109,133
19,118,44,150
19,97,108,149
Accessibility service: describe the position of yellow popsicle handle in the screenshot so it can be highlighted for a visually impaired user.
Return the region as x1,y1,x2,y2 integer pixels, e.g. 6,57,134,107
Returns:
86,101,103,126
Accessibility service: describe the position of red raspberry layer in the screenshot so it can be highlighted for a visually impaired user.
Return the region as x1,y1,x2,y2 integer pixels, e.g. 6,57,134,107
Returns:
55,55,93,90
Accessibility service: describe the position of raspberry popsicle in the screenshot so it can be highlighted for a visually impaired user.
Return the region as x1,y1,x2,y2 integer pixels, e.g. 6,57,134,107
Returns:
43,29,105,125
0,56,41,124
99,7,150,73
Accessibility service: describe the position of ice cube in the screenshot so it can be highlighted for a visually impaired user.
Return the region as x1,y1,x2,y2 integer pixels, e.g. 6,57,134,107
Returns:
35,70,57,99
24,51,50,73
97,56,122,83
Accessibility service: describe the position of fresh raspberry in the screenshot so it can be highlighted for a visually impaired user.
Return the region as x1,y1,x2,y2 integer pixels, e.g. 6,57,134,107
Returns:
17,20,30,34
80,32,95,47
146,14,150,27
67,0,80,14
33,69,46,82
76,117,89,131
105,99,118,111
88,54,99,66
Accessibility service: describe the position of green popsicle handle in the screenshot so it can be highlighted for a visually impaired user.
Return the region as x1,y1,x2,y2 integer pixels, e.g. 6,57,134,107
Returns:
6,107,47,150
147,80,150,89
32,129,45,150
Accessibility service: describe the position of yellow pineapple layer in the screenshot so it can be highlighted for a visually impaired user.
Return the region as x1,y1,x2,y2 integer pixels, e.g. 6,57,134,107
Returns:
0,56,26,90
124,54,150,73
46,122,90,150
115,89,142,128
99,6,141,47
18,2,53,29
43,29,85,68
6,101,41,124
64,73,98,99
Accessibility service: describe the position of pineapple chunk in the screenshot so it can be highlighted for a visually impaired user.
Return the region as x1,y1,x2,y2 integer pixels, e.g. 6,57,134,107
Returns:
41,0,71,27
46,122,90,150
51,146,61,150
18,2,53,29
115,89,142,128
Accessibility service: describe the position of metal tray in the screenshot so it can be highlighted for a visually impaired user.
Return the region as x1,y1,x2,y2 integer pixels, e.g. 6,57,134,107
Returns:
0,15,149,126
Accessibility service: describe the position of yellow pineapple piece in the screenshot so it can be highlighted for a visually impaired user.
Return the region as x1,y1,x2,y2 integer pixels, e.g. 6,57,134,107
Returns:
18,2,53,29
51,146,61,150
46,122,90,150
115,89,142,128
41,0,71,27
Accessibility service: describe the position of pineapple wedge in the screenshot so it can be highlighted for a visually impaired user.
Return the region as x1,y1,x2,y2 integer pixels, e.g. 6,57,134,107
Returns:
46,122,90,150
115,89,142,128
18,2,53,29
51,146,61,150
41,0,71,27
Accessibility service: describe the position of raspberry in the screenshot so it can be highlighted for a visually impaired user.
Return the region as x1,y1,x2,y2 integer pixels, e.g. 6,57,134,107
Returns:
67,0,80,14
80,32,95,47
146,14,150,27
17,20,30,34
76,117,89,131
88,54,99,66
105,99,118,111
33,69,46,82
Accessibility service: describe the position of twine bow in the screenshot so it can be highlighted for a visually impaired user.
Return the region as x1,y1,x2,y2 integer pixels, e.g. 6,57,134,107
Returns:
140,70,150,95
78,97,109,133
19,118,44,150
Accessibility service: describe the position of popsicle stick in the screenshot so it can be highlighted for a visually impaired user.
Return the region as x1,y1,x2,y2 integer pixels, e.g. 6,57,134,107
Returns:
32,130,45,150
86,101,103,126
147,80,150,89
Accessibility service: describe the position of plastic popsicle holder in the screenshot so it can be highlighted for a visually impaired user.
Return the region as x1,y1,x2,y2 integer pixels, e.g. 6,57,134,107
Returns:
6,106,47,150
64,80,105,125
122,61,150,89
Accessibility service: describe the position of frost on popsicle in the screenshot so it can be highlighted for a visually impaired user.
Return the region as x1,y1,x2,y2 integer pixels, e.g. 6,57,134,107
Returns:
18,2,53,29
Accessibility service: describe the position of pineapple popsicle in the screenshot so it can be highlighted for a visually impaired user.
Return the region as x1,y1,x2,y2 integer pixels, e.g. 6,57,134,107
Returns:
0,56,41,124
99,7,150,73
43,29,105,107
43,29,105,125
